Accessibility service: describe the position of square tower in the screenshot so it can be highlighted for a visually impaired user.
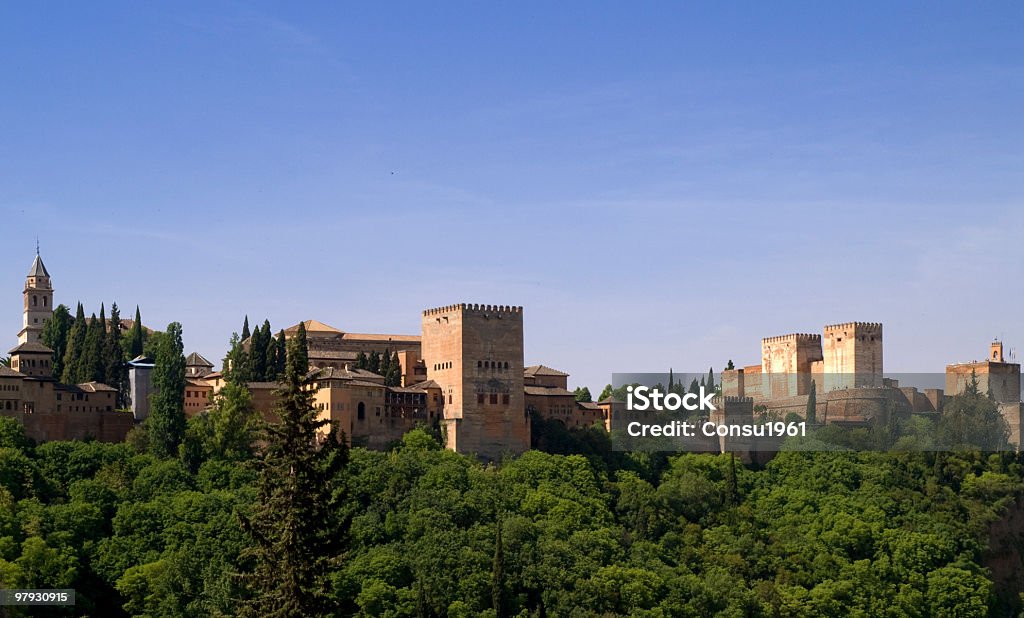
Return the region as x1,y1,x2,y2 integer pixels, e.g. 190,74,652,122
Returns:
421,304,529,459
760,333,822,398
822,322,883,390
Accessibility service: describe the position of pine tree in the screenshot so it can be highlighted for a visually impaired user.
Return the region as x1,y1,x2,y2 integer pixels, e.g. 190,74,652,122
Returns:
41,304,72,379
599,384,614,401
149,322,186,458
574,386,592,403
239,322,347,617
62,303,87,384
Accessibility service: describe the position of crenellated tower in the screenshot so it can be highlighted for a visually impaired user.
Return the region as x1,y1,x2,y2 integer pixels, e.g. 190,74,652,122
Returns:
822,321,883,390
421,303,529,459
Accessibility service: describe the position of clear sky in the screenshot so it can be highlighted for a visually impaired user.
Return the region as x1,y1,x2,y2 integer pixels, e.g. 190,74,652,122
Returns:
2,2,1022,391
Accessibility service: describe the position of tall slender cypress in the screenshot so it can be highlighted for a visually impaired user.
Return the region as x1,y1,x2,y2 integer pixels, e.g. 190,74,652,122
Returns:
62,303,87,384
41,304,72,379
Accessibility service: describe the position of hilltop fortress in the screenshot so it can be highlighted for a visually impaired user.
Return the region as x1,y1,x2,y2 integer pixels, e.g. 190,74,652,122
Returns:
6,251,1023,455
722,321,1023,446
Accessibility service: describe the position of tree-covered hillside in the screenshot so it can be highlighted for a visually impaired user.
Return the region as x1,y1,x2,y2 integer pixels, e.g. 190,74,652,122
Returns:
0,411,1021,616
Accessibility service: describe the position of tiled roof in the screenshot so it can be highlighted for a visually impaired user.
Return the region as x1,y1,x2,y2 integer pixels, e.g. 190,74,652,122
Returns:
577,401,601,410
0,367,25,378
407,379,442,390
341,332,421,343
77,382,118,393
524,386,575,397
284,320,343,335
524,365,569,377
9,342,53,355
312,366,385,381
27,254,49,277
185,352,214,368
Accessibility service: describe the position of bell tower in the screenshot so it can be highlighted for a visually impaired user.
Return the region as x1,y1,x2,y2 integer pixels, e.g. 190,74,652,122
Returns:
18,249,54,345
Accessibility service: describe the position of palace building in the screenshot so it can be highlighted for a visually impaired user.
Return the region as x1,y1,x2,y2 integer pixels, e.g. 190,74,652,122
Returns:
1,252,133,442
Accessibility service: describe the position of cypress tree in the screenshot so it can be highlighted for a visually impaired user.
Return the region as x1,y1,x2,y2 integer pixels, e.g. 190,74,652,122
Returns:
492,516,504,617
251,322,269,382
292,322,309,373
80,312,103,383
241,316,251,342
368,351,381,375
389,351,401,386
688,378,700,396
355,352,368,370
379,348,392,383
106,303,128,406
125,306,145,360
707,367,715,392
668,368,674,392
806,380,817,424
274,330,287,379
262,322,276,381
62,303,87,384
41,304,72,379
95,305,109,383
149,322,186,458
238,324,347,616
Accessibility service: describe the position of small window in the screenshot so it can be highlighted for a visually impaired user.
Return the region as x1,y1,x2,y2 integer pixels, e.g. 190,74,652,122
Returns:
477,393,484,404
502,394,510,404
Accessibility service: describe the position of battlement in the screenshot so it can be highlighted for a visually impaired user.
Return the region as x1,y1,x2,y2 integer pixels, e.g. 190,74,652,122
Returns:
823,321,882,332
423,303,524,317
762,333,821,344
712,396,754,404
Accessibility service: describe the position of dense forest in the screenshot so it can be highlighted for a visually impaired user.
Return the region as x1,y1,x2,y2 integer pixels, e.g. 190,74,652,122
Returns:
1,430,1022,615
1,324,1022,616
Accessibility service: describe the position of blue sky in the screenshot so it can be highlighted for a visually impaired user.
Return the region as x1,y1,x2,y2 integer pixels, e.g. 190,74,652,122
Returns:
2,2,1022,391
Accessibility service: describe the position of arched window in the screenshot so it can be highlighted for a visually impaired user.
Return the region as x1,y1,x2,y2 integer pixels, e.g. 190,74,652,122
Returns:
357,402,366,420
